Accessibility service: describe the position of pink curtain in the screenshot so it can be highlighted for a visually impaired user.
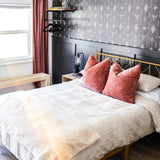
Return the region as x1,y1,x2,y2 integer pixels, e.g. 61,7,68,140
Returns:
33,0,48,87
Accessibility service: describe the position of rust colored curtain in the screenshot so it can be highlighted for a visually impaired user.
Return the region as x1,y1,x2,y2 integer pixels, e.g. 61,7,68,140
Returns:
33,0,48,87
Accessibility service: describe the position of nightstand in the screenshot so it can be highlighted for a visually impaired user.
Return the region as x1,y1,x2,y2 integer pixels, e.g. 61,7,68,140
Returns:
62,73,80,82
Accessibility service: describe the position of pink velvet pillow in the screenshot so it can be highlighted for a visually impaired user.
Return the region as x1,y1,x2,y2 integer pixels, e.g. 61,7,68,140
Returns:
82,58,110,93
84,54,99,74
102,61,141,104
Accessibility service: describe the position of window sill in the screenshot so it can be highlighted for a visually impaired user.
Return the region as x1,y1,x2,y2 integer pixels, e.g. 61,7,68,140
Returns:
0,57,33,66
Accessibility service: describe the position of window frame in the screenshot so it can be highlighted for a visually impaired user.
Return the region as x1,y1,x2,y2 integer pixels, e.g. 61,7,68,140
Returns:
0,3,32,65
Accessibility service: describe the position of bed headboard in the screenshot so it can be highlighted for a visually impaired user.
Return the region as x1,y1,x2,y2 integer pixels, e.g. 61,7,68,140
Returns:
96,51,160,78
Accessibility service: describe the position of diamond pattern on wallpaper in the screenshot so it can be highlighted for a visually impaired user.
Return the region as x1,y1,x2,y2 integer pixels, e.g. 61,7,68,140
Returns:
128,4,132,12
144,4,149,12
151,25,156,33
52,0,160,51
134,24,138,32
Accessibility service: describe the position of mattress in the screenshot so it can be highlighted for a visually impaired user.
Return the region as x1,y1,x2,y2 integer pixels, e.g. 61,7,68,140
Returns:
0,79,158,160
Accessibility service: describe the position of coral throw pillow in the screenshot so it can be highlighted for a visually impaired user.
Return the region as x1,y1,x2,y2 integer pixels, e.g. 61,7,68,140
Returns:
83,55,99,74
102,61,141,104
82,58,110,93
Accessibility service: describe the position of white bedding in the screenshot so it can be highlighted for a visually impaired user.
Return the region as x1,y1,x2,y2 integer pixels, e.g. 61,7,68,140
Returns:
137,87,160,104
0,91,100,160
0,79,159,160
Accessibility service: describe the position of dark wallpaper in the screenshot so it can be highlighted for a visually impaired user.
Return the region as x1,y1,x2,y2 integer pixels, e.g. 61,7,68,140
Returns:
52,0,160,51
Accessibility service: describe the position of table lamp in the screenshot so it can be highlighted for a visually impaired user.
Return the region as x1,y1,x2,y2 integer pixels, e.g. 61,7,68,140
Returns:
73,52,84,77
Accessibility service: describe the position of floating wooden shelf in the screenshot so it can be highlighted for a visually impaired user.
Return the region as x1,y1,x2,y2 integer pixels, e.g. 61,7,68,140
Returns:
43,7,76,32
48,7,76,12
44,19,66,22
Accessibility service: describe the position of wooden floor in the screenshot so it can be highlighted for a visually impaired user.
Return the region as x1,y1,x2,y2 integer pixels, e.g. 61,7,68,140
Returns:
0,133,160,160
109,132,160,160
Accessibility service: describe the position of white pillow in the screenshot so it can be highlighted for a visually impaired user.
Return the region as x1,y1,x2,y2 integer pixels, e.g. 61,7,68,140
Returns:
79,69,84,75
137,87,160,103
138,74,160,92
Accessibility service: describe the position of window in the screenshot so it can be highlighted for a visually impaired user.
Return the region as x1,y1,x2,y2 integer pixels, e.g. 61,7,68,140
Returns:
0,2,32,61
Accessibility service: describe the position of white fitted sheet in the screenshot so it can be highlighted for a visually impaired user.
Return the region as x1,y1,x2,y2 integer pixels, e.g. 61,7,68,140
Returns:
137,87,160,104
0,80,157,160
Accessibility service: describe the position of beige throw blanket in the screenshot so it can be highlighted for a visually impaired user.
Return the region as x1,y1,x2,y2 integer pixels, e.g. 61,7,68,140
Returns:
0,91,100,160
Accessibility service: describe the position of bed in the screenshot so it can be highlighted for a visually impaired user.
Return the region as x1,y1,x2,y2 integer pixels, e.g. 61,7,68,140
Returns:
0,51,160,160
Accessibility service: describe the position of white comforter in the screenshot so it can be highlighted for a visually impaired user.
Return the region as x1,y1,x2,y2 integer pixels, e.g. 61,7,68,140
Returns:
0,80,160,160
0,92,100,160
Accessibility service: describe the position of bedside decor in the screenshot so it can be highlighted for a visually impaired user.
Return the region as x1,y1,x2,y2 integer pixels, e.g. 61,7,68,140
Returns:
73,52,84,77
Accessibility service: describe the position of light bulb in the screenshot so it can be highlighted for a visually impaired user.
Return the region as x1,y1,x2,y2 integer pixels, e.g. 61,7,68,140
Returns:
76,57,81,64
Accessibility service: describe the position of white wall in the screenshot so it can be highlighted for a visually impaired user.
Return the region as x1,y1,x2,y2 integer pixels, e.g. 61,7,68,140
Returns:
48,0,53,84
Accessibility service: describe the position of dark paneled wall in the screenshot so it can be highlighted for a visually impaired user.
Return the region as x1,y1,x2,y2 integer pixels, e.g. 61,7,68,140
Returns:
53,0,160,51
52,37,160,83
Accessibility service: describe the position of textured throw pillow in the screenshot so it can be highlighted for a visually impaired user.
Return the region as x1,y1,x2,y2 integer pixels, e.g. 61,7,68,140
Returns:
102,61,141,104
82,58,110,93
83,54,99,74
138,74,160,92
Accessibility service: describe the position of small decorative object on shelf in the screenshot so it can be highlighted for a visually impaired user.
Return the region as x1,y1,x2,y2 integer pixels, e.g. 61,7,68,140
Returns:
61,0,68,8
47,7,75,11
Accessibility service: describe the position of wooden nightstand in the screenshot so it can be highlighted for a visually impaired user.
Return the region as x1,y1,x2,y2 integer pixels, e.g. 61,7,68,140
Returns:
62,73,80,82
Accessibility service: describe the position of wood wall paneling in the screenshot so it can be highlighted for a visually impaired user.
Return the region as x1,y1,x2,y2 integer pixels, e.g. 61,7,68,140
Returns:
52,38,75,83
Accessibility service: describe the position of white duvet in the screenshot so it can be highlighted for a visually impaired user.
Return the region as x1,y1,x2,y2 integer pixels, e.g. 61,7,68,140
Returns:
0,80,160,160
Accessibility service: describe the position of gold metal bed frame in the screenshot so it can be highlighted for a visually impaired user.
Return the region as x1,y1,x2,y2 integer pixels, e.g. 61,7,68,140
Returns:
95,51,160,160
96,51,160,78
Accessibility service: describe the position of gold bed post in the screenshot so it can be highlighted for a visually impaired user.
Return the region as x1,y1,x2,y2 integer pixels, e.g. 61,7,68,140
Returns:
99,145,130,160
96,51,98,60
96,52,160,78
124,146,129,160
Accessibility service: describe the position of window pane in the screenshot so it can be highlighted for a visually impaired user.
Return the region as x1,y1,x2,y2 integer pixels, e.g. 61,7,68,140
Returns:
0,33,28,58
0,0,31,4
0,8,30,31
